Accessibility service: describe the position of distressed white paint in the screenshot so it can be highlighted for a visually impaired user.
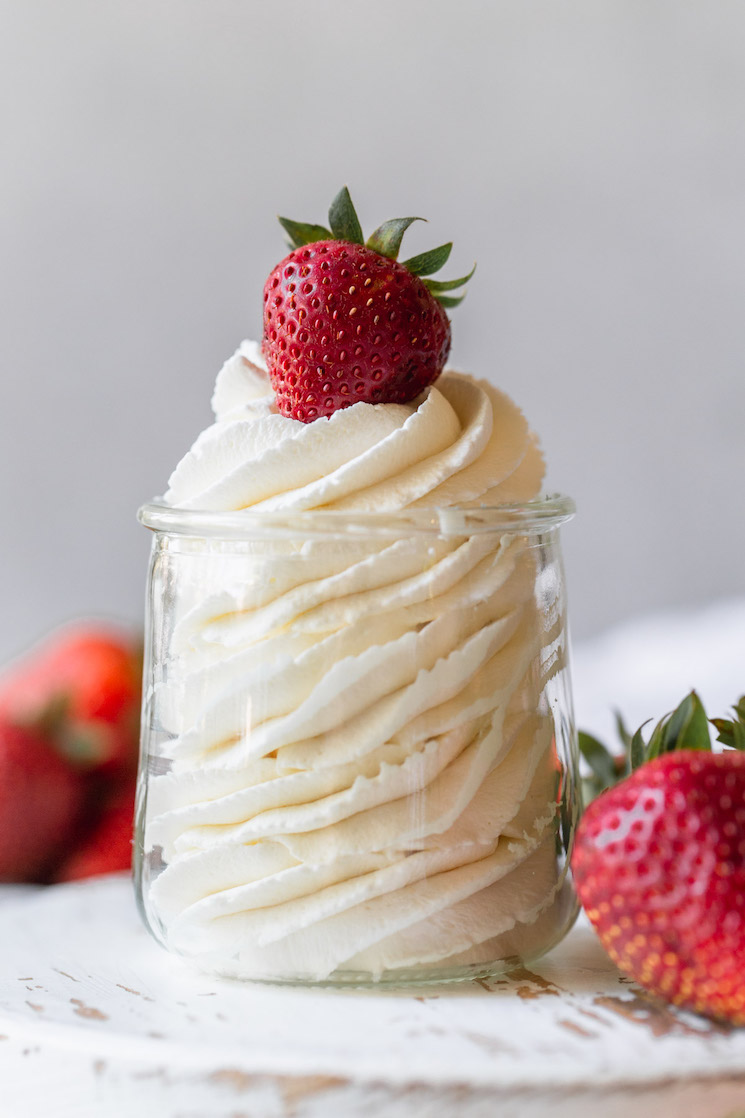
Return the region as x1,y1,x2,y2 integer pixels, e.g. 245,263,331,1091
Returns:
0,876,743,1118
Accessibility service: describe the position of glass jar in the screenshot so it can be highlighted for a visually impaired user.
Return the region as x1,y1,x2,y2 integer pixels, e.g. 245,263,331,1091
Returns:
135,497,579,986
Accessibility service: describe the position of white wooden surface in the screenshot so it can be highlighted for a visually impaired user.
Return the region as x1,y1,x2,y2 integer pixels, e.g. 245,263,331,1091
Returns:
0,875,744,1118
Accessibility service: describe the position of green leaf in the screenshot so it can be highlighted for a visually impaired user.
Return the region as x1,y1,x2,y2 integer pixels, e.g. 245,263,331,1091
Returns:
275,214,331,248
366,217,424,260
712,695,745,750
402,242,452,276
629,719,651,771
645,714,670,761
713,718,745,750
614,710,632,751
645,692,711,761
278,217,332,249
578,731,621,793
328,186,364,244
423,263,477,292
664,691,711,753
59,723,110,766
436,293,466,309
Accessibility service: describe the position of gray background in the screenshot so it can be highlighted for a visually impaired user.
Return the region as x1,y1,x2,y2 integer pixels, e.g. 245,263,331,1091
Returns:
1,0,743,664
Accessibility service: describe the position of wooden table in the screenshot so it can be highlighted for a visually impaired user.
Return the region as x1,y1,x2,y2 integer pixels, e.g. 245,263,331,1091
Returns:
1,875,744,1118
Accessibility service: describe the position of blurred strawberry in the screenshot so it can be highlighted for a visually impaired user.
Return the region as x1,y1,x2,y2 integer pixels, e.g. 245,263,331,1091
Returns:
0,623,142,777
55,785,135,882
574,691,745,1025
0,718,85,882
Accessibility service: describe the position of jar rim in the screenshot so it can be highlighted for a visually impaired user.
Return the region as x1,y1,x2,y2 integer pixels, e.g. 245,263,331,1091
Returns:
137,493,575,539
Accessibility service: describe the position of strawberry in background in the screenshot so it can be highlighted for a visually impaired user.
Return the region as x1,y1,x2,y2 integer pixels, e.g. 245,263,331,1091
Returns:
0,623,142,777
55,784,136,883
573,692,745,1026
0,622,142,883
0,720,85,882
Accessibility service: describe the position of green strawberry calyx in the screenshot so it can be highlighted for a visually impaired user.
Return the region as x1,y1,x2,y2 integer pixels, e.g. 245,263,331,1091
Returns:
711,695,745,750
21,693,116,768
277,185,475,309
579,690,745,803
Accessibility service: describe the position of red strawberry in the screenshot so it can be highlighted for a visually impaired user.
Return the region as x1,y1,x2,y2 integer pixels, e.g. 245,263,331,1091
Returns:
0,623,142,777
262,186,474,422
55,785,134,881
573,745,745,1025
0,718,85,882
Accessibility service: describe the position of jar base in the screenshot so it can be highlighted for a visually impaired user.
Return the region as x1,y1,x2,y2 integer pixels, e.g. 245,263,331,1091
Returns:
208,959,533,990
177,891,580,990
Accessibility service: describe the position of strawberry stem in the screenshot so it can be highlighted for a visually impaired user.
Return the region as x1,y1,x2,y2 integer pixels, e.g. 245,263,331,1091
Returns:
328,186,364,245
579,688,745,803
366,217,424,260
646,691,710,760
278,217,332,249
423,263,477,292
402,242,452,276
275,188,474,305
712,696,745,749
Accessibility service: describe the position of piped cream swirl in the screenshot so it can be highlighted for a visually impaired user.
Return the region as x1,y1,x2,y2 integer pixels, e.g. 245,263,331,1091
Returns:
144,341,565,981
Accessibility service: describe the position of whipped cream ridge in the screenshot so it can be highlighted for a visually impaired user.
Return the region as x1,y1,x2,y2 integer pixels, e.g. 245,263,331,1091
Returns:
144,341,567,980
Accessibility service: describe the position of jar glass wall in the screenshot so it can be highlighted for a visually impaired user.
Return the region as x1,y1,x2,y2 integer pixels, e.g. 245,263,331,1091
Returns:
135,498,579,986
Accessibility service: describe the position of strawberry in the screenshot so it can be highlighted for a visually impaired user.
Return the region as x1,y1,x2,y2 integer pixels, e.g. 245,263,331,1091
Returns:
0,718,85,882
55,785,134,881
573,691,745,1025
0,623,142,777
262,186,474,421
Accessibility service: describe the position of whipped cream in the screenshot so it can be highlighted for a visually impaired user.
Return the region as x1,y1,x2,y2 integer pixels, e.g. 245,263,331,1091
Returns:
144,341,566,980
